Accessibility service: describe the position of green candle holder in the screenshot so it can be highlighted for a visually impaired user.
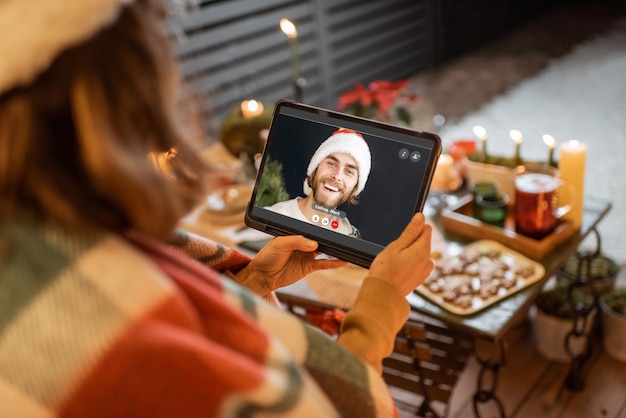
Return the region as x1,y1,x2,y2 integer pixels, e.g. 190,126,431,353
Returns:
474,191,509,227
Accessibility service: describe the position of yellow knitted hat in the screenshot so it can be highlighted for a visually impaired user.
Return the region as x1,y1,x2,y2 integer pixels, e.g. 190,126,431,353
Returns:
0,0,133,94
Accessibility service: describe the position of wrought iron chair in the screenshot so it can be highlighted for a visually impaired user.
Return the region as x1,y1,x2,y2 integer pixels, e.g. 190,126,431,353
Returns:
276,292,474,417
383,314,474,417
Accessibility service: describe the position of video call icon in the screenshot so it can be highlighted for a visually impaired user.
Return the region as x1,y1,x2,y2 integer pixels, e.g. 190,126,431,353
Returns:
399,148,421,163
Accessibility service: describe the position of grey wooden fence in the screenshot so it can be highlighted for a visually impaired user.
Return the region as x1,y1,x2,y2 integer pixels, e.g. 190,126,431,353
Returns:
168,0,552,140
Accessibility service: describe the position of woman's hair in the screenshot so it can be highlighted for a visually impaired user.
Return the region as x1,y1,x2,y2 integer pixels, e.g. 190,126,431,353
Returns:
0,0,207,239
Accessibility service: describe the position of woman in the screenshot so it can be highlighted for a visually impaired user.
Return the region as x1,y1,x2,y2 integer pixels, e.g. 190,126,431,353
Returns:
0,0,434,416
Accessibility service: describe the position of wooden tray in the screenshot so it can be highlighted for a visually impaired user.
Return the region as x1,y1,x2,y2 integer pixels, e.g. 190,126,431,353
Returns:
441,194,574,260
415,240,545,315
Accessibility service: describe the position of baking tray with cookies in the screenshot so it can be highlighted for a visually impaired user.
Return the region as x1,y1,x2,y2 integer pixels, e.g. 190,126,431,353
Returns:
440,194,574,260
415,240,545,315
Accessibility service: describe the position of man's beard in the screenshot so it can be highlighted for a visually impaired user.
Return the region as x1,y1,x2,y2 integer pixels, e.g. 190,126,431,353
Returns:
312,176,350,209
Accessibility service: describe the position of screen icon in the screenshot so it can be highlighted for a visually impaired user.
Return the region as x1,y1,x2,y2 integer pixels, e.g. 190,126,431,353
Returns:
321,217,329,226
312,214,320,223
410,151,421,162
331,220,339,229
398,148,409,159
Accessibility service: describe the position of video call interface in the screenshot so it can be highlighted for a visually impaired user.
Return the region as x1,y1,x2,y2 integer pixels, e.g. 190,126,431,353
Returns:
249,103,439,258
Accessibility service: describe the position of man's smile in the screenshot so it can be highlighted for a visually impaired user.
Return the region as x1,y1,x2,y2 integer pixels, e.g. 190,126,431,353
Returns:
323,182,341,192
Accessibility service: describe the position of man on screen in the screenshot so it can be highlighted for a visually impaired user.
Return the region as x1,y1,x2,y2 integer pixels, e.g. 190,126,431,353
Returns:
266,128,371,238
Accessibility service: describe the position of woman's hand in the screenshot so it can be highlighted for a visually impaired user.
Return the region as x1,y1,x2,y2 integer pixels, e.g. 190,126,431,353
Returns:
369,213,434,296
235,235,348,296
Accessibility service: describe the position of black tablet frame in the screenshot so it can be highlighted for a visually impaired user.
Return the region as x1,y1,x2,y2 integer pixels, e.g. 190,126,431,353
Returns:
245,100,441,268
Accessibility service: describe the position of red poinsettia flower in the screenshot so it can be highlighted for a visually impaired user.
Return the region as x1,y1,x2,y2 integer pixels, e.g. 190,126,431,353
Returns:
304,306,346,336
337,79,418,125
369,80,409,111
337,83,373,110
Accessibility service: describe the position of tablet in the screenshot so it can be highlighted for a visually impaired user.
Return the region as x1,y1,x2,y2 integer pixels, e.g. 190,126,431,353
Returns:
245,100,441,268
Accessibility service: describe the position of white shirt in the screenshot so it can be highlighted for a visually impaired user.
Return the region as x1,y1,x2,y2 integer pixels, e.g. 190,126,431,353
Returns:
265,198,360,238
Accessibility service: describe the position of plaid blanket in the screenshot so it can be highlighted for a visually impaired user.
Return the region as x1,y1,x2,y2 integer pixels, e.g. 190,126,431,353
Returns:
0,220,398,417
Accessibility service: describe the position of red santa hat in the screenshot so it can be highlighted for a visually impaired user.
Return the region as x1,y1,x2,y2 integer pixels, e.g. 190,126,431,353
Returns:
303,128,372,197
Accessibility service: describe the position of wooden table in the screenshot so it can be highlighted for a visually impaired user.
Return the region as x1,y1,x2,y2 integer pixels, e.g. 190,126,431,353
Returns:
408,195,612,342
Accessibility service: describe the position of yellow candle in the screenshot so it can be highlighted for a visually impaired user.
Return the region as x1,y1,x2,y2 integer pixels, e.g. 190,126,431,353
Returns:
558,139,587,229
240,99,264,119
431,153,455,191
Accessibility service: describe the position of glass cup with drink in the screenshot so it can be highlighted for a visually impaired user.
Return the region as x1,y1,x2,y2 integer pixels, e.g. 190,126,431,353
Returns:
514,170,574,239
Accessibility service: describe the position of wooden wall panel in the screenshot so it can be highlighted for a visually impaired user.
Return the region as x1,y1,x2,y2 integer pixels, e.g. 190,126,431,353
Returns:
167,0,553,140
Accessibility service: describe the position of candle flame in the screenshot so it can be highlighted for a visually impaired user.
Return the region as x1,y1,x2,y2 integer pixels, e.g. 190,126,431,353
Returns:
240,99,264,118
568,139,581,148
509,129,523,144
280,18,297,38
542,134,555,149
438,154,449,163
246,99,260,112
472,125,487,139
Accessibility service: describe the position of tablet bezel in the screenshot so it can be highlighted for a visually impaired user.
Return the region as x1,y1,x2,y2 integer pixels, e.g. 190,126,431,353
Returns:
245,100,441,268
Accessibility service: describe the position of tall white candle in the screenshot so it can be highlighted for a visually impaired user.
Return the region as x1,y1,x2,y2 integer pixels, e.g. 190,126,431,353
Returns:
473,125,488,161
558,139,587,229
509,129,523,166
542,134,556,167
280,18,300,81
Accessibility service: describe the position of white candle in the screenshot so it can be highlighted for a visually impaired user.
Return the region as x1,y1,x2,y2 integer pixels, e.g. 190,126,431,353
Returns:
558,139,587,229
509,129,523,166
240,99,264,119
431,153,455,191
542,134,556,167
473,125,488,161
280,18,300,81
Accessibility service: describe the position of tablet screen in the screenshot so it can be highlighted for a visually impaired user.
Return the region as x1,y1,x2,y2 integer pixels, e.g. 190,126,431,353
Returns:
245,100,441,268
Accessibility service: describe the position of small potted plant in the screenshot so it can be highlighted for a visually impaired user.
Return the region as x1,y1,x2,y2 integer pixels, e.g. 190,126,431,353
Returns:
599,286,626,361
557,253,619,296
532,280,596,362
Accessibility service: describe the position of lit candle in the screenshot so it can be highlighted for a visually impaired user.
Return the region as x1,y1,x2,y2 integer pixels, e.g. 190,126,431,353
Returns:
431,153,455,191
473,125,488,162
240,99,264,119
509,129,523,166
558,139,587,229
280,18,300,81
542,134,556,167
